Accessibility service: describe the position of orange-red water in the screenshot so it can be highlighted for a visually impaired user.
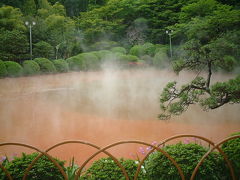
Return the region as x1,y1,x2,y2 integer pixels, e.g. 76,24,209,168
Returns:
0,69,239,165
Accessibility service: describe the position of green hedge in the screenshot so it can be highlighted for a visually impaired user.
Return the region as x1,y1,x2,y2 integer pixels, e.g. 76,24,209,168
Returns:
0,60,7,77
0,153,65,180
66,56,83,71
153,48,169,68
90,41,119,51
22,60,40,76
34,58,56,74
79,52,100,70
80,157,146,180
222,132,240,179
118,54,139,63
66,53,100,71
4,61,23,77
144,143,227,180
53,59,69,73
110,47,127,54
129,45,145,57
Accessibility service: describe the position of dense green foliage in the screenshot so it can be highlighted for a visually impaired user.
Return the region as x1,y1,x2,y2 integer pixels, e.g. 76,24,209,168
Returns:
110,47,127,54
144,143,228,180
0,153,65,180
0,60,8,77
80,157,146,180
33,41,55,59
4,61,23,77
22,60,41,75
53,59,69,72
34,58,56,73
222,132,240,179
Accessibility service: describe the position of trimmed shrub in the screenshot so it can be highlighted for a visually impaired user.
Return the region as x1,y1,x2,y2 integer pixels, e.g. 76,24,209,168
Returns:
22,60,40,76
153,47,169,68
110,47,127,54
94,50,113,61
142,43,156,57
66,56,83,71
34,58,56,73
4,61,23,77
79,52,100,70
129,45,145,57
144,143,227,180
90,41,119,51
33,41,54,59
0,153,65,180
66,53,99,71
53,59,69,73
0,60,7,77
81,157,146,180
118,55,139,63
222,132,240,179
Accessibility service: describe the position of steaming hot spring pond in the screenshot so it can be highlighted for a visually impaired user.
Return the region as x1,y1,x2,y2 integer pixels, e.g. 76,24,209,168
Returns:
0,68,239,164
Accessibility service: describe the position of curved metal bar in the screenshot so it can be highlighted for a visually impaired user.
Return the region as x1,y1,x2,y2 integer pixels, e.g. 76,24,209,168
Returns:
190,135,240,180
0,163,12,180
75,140,185,180
0,143,67,180
43,140,129,180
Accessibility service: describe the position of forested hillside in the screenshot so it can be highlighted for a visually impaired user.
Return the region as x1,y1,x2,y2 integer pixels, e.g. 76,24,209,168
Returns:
0,0,239,62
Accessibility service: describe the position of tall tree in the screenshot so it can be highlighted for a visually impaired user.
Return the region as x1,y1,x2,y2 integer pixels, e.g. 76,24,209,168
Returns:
159,0,240,119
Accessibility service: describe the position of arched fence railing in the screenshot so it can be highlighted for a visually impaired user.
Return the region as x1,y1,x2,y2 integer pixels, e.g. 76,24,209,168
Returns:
0,134,239,180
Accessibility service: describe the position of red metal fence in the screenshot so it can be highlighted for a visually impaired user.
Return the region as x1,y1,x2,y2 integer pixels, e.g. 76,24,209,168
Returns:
0,134,239,180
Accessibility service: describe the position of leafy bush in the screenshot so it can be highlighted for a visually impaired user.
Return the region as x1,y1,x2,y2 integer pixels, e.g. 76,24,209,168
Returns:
142,43,156,57
144,143,227,180
129,45,145,57
118,55,139,64
66,53,100,71
33,41,54,59
110,47,127,54
34,58,56,73
222,132,240,179
0,153,65,180
66,56,83,71
153,48,169,68
22,60,40,76
4,61,23,77
81,157,146,180
90,41,119,51
53,59,69,73
0,60,7,77
93,50,113,61
79,52,100,70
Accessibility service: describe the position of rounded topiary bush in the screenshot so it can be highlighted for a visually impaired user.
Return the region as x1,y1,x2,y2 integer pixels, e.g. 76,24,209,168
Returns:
53,59,69,73
144,143,227,180
22,60,40,76
129,45,145,57
66,56,83,71
222,132,240,178
0,153,65,180
119,54,139,63
0,60,8,78
34,58,56,74
4,61,23,77
142,43,156,57
110,47,127,54
80,157,146,180
90,41,119,51
153,49,169,68
79,52,100,70
94,50,113,61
